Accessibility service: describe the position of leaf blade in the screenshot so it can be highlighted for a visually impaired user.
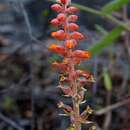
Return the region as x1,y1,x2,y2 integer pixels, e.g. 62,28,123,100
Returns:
103,68,112,91
102,0,130,14
89,26,123,56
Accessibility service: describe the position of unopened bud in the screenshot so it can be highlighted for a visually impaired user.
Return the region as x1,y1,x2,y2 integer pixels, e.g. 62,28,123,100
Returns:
68,15,78,22
71,32,85,40
51,4,63,12
50,18,60,26
66,23,79,31
66,6,78,14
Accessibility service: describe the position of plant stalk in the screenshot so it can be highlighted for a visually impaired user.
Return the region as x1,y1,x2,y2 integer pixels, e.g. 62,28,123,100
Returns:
71,63,81,130
72,98,81,130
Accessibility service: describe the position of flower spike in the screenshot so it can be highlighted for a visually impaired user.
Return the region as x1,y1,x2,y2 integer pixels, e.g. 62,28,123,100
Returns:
49,0,94,129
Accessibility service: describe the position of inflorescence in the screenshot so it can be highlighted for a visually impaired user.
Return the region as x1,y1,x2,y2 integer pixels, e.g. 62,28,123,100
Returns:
49,0,95,129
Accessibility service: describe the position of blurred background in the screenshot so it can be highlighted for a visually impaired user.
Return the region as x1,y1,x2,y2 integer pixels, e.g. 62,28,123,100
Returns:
0,0,130,130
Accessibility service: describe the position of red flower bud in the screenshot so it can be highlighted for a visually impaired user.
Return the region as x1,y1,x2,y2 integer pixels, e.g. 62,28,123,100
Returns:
66,23,79,31
51,4,63,12
66,6,78,14
60,0,67,4
57,0,71,5
72,50,91,59
65,39,77,49
57,13,66,23
71,32,85,40
50,18,60,26
51,30,66,40
49,44,66,55
68,15,78,22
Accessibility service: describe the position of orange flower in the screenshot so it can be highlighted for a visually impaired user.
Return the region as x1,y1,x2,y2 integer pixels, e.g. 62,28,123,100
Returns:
51,30,66,40
71,32,85,40
49,44,66,55
52,61,70,71
66,23,79,31
72,50,91,59
65,39,77,49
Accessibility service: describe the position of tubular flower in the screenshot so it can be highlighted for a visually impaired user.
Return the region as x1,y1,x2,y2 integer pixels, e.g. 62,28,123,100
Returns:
66,23,79,31
51,4,63,12
49,44,66,55
71,32,85,40
51,30,66,40
65,39,77,49
68,15,78,22
72,50,91,59
66,6,79,14
50,18,60,26
57,13,66,23
52,61,70,72
49,0,94,129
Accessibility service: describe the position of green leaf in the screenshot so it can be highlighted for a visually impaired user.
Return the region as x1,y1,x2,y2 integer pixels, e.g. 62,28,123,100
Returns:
89,26,123,56
102,0,130,14
103,68,112,91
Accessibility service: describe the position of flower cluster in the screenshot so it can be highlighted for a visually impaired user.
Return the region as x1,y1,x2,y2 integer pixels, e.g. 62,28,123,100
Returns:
49,0,95,129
